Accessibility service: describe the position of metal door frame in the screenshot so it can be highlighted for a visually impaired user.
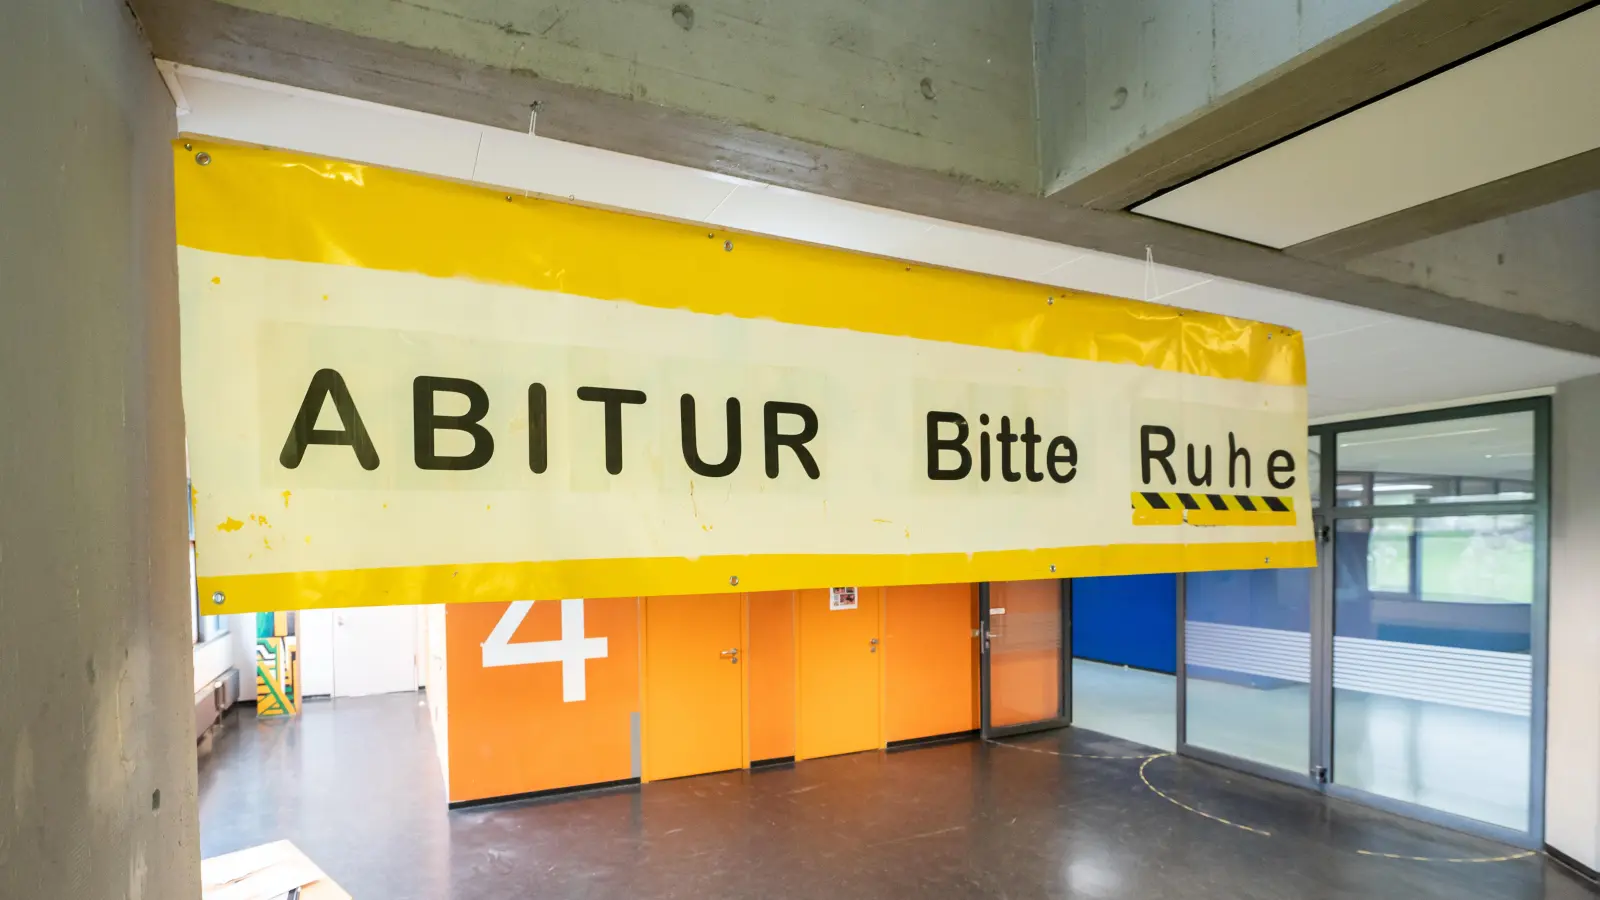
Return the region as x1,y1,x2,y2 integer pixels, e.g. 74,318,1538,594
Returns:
980,579,1072,740
1173,399,1548,848
1305,398,1549,849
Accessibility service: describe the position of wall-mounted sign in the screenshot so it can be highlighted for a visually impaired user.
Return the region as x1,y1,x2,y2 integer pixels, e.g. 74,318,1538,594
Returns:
175,141,1313,614
830,588,859,611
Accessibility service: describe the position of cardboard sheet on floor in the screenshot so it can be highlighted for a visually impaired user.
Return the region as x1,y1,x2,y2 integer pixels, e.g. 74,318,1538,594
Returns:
201,840,351,900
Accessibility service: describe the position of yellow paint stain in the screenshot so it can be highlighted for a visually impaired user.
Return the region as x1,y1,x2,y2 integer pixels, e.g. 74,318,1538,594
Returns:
210,276,221,285
872,518,891,524
216,517,244,532
282,490,291,508
304,535,311,544
905,528,911,539
256,514,270,528
263,537,272,550
382,503,388,509
321,294,329,301
486,504,492,511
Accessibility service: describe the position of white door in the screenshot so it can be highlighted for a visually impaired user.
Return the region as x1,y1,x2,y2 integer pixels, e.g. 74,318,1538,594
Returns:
331,605,419,697
299,608,336,697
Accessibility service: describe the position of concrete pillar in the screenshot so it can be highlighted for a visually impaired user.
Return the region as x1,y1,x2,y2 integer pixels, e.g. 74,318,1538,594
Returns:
1547,373,1600,870
0,1,200,897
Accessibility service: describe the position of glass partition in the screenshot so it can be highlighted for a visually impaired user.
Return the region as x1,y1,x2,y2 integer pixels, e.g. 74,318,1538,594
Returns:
1331,514,1534,829
1184,568,1312,774
1321,403,1543,838
1182,401,1545,844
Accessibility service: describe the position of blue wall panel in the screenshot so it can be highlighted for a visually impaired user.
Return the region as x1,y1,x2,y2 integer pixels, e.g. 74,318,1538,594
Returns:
1071,574,1177,674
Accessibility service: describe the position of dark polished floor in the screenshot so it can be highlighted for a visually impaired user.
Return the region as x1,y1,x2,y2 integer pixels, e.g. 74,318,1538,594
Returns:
198,693,1597,899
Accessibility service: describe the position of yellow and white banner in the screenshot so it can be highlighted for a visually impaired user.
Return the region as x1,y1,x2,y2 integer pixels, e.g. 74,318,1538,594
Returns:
176,141,1313,614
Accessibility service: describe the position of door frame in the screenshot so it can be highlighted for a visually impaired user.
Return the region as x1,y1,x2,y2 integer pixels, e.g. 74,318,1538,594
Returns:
1172,398,1549,849
979,579,1072,740
1305,398,1549,849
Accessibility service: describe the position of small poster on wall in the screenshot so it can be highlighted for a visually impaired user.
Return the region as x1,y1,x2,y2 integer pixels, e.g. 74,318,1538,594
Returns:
829,587,858,611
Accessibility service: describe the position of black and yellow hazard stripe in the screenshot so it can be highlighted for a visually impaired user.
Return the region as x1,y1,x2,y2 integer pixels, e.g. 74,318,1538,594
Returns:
1131,491,1295,527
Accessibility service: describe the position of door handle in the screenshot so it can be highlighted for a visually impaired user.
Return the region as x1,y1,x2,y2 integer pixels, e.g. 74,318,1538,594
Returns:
719,648,739,664
869,637,879,653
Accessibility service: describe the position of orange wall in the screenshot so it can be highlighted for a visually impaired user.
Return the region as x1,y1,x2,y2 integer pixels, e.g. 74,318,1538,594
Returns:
884,584,980,742
444,598,639,803
746,591,796,762
440,584,991,800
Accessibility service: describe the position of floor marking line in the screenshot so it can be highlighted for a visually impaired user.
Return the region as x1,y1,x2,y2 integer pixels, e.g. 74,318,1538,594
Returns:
1355,849,1540,864
985,739,1159,761
1137,754,1272,837
990,739,1527,859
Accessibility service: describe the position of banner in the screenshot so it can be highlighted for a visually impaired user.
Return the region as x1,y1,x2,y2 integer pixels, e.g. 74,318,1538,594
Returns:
175,141,1313,614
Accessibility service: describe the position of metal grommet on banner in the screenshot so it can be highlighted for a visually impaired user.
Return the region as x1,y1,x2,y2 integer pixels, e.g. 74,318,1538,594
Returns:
1050,564,1057,573
211,590,225,606
195,151,211,166
729,576,739,586
724,240,733,252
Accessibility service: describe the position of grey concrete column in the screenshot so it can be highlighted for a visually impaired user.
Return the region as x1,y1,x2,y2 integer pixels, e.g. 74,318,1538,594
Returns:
0,1,200,897
1547,374,1600,868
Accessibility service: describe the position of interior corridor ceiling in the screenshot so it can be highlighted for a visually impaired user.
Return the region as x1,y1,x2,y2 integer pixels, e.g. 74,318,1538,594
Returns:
165,65,1600,421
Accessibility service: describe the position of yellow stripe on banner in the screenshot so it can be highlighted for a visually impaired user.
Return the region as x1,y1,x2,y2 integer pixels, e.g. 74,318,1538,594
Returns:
1187,508,1297,527
199,541,1315,614
171,140,1305,387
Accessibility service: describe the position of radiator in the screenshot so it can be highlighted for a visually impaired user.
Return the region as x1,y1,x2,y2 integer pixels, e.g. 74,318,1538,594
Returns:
194,667,242,741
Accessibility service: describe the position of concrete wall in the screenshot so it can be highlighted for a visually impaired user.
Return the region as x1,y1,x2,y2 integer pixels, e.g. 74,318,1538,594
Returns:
1546,373,1600,868
216,0,1038,189
1347,192,1600,334
1035,0,1395,194
0,1,199,897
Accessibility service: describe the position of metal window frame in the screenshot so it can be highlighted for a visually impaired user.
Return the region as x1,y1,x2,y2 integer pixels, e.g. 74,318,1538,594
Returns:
1178,396,1549,849
979,579,1072,740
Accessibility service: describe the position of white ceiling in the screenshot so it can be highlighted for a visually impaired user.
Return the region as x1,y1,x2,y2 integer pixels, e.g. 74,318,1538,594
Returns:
165,64,1600,420
1131,6,1600,248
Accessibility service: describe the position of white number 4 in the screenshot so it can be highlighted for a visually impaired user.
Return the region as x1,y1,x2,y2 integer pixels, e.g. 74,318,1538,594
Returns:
481,599,608,702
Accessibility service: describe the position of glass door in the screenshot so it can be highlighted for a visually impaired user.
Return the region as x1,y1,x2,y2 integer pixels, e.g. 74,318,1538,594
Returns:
980,579,1070,739
1313,403,1545,846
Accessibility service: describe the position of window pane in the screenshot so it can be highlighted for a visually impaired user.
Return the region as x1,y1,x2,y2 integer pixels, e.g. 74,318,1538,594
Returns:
1332,515,1533,830
1335,412,1534,507
1184,568,1311,774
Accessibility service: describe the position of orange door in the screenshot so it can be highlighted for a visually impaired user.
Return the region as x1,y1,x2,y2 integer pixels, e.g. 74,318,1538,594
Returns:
988,579,1064,728
796,587,882,760
643,593,744,781
747,591,797,763
885,584,980,743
